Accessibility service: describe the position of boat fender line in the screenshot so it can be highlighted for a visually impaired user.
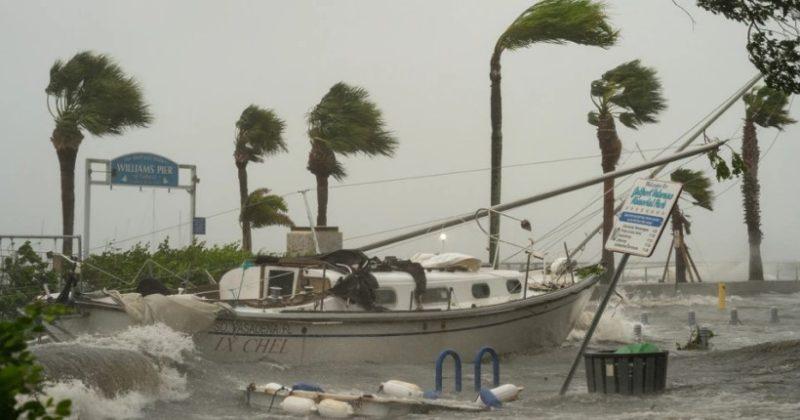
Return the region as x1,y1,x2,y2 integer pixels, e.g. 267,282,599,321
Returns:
435,349,462,393
473,346,500,391
379,380,423,398
280,395,318,416
262,383,288,412
317,398,354,418
291,382,325,393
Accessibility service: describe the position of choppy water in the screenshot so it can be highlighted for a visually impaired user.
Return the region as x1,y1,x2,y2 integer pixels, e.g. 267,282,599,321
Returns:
30,291,800,419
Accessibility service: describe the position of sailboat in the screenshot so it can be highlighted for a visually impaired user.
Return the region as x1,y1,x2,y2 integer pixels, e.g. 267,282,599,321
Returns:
42,141,723,364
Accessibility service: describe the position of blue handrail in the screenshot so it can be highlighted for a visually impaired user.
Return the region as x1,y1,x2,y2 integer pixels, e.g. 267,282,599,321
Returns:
473,346,500,391
435,349,462,393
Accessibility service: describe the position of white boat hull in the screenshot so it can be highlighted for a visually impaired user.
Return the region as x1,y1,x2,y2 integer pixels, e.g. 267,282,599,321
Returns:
52,277,598,364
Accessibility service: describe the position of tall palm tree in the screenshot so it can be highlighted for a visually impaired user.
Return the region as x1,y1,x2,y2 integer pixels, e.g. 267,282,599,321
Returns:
741,86,795,280
588,59,666,281
488,0,617,266
46,51,151,257
307,82,397,226
670,169,714,283
240,188,294,250
234,105,287,252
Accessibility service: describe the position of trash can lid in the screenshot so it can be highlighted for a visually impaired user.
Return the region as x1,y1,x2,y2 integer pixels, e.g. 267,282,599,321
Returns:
614,342,661,354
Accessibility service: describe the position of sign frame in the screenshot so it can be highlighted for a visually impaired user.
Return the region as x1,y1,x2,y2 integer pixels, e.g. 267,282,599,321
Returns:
604,178,683,257
83,154,199,256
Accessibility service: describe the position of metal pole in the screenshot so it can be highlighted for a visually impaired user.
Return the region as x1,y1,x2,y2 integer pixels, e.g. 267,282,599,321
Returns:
559,253,631,396
299,190,320,254
568,74,763,257
83,159,91,257
358,141,724,252
523,251,531,299
189,166,197,245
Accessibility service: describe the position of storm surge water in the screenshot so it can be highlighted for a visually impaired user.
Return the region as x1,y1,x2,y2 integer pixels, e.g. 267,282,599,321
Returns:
30,324,193,419
27,292,799,419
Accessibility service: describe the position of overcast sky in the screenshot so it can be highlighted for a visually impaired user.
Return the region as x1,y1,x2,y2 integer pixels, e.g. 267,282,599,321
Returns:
1,0,798,279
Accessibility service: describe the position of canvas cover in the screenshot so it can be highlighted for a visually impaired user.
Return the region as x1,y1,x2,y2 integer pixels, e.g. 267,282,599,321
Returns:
105,291,228,334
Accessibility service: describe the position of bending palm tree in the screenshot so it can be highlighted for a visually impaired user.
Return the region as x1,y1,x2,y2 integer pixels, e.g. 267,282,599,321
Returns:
46,51,151,257
670,169,714,283
307,82,397,226
489,0,617,266
234,105,287,252
240,188,294,250
588,60,666,281
741,86,795,280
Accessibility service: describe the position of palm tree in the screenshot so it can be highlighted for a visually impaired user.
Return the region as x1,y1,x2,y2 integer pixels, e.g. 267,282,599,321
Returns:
307,82,397,226
588,59,666,281
46,51,151,257
234,105,287,252
741,86,795,280
488,0,617,266
240,189,294,249
670,169,714,283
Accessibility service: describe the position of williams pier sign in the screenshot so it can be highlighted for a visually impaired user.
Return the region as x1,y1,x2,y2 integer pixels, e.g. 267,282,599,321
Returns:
110,153,179,187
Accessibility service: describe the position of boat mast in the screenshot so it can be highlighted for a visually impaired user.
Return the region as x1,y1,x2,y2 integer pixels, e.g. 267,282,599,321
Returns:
357,141,725,252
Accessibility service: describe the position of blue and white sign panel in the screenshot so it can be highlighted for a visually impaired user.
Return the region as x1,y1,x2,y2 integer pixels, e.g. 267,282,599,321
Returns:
192,217,206,235
605,179,683,257
110,153,179,187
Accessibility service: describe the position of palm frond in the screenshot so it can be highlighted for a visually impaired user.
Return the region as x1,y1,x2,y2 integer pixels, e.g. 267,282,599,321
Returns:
307,82,397,158
590,59,666,129
235,105,287,163
671,168,714,211
46,51,152,136
241,188,294,229
744,85,796,129
500,0,617,51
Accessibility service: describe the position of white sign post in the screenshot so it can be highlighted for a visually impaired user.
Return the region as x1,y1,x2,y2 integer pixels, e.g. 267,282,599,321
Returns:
605,179,683,257
561,178,683,395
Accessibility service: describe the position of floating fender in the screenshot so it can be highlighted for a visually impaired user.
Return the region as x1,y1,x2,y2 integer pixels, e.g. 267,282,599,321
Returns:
379,380,424,398
317,399,354,418
476,384,523,408
280,396,317,416
489,384,523,402
262,382,284,394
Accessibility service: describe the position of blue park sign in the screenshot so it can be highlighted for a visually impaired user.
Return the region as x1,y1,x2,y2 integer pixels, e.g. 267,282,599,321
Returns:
110,153,179,187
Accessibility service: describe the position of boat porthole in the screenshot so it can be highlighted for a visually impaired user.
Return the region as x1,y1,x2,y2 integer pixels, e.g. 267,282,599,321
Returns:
422,322,428,331
440,321,446,329
301,327,308,334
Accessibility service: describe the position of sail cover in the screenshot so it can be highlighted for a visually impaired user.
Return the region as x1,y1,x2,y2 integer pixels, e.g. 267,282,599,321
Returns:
105,291,228,334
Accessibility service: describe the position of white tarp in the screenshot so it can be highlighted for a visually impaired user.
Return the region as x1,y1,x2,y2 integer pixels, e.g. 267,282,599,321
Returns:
410,252,482,272
105,291,228,334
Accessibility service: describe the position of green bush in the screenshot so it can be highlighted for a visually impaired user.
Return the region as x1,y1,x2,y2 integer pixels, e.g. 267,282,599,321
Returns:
0,303,71,419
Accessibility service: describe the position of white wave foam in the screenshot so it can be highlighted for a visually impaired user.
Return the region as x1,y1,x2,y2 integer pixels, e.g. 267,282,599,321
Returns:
568,306,636,343
40,380,153,419
74,323,195,363
38,324,194,418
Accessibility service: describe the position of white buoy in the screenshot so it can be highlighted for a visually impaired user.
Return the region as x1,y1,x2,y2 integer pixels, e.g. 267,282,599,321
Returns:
379,380,423,398
476,383,524,406
489,384,523,402
317,399,354,418
280,396,317,416
262,382,284,394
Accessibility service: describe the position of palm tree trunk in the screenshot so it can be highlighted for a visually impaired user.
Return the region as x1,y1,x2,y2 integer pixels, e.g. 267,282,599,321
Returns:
672,206,687,283
316,174,329,227
489,47,503,266
741,118,764,280
52,132,80,258
236,161,252,252
597,113,621,283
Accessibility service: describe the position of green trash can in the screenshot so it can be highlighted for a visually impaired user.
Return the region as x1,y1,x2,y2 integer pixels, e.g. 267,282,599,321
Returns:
584,350,668,395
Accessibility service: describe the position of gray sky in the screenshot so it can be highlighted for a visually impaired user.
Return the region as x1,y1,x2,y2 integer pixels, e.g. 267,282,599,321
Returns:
1,0,798,278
